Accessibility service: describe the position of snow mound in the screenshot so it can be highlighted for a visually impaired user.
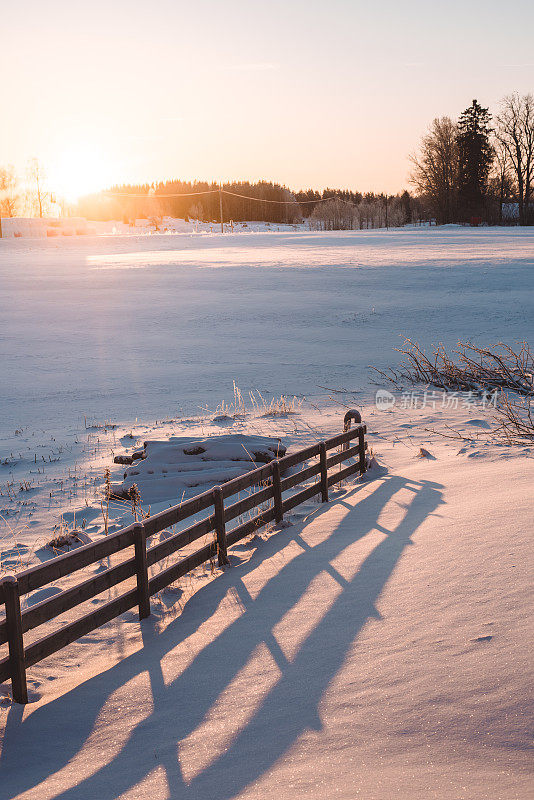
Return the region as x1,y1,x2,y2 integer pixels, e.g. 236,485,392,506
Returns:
362,453,388,480
115,434,286,504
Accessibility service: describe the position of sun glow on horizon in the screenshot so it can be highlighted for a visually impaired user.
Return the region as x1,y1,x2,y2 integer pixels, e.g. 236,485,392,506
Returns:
48,144,114,203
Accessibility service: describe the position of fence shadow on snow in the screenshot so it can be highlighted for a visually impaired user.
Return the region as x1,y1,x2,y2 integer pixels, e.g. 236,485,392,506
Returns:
0,466,444,800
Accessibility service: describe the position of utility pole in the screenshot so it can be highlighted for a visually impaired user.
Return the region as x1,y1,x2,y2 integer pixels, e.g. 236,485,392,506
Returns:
385,194,389,230
0,215,2,239
219,183,224,234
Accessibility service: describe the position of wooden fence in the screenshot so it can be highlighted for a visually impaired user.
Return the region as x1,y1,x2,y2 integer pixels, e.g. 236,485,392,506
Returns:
0,413,366,704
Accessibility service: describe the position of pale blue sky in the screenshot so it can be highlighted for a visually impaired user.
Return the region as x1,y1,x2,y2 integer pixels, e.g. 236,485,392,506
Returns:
2,0,533,196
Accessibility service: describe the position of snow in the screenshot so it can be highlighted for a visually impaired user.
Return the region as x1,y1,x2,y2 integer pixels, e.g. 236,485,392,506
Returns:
117,434,286,503
0,402,532,799
0,227,533,798
0,216,302,239
1,225,531,557
1,226,532,441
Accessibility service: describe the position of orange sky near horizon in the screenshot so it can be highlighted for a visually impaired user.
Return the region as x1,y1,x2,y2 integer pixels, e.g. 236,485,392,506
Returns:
1,0,533,201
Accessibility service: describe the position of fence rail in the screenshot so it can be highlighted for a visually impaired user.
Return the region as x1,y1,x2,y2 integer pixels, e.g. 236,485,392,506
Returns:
0,413,366,704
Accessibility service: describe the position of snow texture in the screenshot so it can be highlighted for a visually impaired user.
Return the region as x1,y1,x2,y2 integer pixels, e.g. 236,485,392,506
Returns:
0,227,533,798
117,434,285,502
0,403,532,800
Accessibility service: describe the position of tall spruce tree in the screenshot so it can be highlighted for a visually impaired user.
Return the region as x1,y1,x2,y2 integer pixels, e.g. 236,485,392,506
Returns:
456,99,494,219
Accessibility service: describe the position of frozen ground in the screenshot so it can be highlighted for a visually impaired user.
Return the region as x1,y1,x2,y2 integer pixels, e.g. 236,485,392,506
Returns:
2,226,533,438
0,215,301,239
1,226,533,554
0,227,533,798
0,401,532,800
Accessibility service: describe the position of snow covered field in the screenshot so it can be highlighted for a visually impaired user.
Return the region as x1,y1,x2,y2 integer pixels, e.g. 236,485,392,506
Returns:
0,215,301,240
0,403,532,800
1,227,532,548
0,227,533,798
2,226,532,437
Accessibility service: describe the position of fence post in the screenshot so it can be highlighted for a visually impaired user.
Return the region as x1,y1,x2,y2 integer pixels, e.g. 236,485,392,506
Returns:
343,409,362,451
133,523,150,620
271,460,283,523
358,427,367,475
213,487,230,567
344,409,362,431
3,575,28,704
319,442,328,502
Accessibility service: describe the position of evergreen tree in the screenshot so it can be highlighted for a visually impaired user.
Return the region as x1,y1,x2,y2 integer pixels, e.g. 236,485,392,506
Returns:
456,99,494,219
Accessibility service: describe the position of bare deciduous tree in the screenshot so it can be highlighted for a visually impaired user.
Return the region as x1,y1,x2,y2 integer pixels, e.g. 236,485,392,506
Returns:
145,188,164,231
490,138,514,224
495,93,534,225
308,195,409,231
410,117,458,224
309,198,356,231
188,202,204,222
27,158,51,218
281,189,302,225
0,165,19,217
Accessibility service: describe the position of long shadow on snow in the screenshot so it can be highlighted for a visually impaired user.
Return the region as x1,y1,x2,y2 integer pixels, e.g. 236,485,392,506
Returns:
0,473,443,799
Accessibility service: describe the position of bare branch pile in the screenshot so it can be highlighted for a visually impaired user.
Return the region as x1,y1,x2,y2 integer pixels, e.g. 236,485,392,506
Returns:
492,394,534,445
372,339,534,444
372,338,533,396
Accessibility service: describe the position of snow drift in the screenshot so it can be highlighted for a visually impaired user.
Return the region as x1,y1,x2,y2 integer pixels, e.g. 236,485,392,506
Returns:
115,434,286,504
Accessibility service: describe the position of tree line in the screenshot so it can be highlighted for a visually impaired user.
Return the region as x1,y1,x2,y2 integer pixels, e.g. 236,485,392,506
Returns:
411,93,534,225
1,92,532,228
72,182,423,230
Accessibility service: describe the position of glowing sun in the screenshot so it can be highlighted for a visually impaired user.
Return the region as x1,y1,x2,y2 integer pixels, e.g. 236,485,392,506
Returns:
49,144,113,202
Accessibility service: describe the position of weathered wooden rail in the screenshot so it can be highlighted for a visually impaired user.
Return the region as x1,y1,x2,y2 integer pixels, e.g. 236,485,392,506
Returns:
0,412,366,704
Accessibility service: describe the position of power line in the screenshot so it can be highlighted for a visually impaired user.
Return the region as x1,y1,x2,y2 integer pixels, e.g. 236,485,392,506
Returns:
103,189,220,198
221,189,326,204
101,187,392,217
102,188,365,205
221,190,393,214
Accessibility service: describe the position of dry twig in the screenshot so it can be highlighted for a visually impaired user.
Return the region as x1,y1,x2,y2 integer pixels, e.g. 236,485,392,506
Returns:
371,338,533,395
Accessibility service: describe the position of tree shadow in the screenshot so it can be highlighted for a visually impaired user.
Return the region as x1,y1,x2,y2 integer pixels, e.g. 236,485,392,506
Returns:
0,473,443,799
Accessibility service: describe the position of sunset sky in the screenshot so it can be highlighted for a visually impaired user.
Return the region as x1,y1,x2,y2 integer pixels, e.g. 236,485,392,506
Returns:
2,0,533,199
